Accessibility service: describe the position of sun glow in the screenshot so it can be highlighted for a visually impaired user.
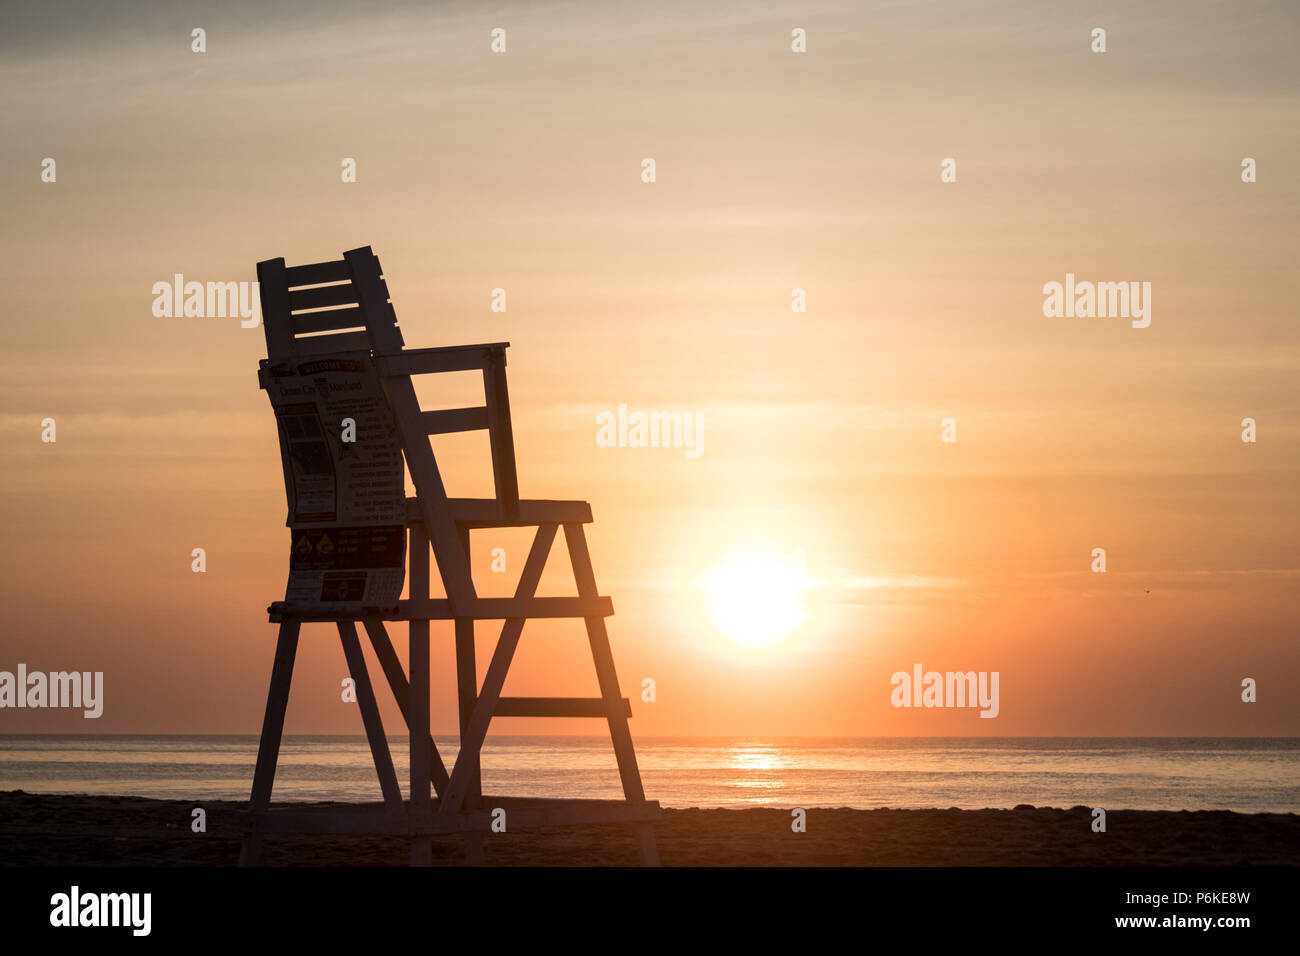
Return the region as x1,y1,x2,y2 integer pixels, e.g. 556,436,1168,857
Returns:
703,549,811,647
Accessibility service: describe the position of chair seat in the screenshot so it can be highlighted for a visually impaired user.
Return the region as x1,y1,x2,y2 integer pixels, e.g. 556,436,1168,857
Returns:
429,497,594,528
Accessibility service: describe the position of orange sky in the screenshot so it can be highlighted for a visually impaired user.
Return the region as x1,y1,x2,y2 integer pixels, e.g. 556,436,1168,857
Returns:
1,0,1297,736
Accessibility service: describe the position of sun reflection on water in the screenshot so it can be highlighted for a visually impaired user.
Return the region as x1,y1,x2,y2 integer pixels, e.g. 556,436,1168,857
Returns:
723,744,792,802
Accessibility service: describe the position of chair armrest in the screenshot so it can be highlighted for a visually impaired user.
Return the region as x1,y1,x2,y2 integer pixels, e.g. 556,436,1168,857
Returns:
375,342,509,376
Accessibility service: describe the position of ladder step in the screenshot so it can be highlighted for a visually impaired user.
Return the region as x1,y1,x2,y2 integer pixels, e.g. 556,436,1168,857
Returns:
401,596,614,620
495,697,631,718
422,407,490,434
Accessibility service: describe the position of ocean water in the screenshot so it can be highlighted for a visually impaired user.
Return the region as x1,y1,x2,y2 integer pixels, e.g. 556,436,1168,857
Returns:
0,736,1296,813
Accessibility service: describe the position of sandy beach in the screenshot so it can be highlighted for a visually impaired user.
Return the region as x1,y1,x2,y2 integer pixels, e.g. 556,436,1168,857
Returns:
2,790,1295,866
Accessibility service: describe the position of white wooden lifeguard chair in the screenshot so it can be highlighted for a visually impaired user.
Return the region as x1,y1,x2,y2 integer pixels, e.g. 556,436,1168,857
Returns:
240,245,660,865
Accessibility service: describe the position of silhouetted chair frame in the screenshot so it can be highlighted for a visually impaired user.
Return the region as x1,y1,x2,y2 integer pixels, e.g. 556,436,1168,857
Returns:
240,245,659,865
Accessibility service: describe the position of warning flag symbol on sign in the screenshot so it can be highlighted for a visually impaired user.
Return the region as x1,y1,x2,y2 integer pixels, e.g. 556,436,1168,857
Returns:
316,533,335,555
293,536,313,556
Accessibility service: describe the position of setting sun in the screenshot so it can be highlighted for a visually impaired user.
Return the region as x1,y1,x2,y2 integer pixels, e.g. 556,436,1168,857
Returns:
703,550,811,647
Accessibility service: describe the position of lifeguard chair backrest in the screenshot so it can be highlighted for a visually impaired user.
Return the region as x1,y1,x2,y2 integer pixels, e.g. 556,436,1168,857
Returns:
257,246,404,361
255,249,411,614
256,244,502,612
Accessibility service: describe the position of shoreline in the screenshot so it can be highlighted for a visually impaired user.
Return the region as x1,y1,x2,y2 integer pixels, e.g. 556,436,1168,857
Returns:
2,791,1297,866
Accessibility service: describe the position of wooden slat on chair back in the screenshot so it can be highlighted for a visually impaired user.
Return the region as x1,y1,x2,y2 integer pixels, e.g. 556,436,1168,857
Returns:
258,247,403,361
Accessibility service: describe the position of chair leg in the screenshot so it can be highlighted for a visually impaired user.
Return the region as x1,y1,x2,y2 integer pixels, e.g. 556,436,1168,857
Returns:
408,616,433,866
441,524,556,818
455,527,486,863
338,621,405,817
240,620,300,866
454,617,486,863
586,614,661,866
363,618,450,798
565,523,661,866
635,823,661,866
